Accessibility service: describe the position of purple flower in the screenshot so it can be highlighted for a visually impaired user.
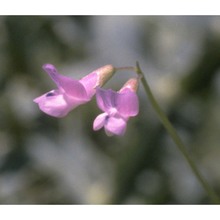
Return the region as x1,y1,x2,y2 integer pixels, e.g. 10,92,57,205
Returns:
93,78,139,136
34,64,115,117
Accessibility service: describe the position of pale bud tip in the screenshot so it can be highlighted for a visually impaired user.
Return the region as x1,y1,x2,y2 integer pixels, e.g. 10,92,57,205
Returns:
96,65,115,87
120,78,139,92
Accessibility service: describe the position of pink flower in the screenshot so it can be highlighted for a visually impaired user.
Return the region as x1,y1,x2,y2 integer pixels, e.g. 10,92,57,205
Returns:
34,64,115,117
93,78,139,136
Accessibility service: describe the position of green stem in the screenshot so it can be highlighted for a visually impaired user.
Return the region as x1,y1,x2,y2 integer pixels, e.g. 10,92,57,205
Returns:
135,61,220,204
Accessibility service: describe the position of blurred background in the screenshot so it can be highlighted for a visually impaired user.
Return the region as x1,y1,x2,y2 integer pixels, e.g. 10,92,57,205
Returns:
0,16,220,204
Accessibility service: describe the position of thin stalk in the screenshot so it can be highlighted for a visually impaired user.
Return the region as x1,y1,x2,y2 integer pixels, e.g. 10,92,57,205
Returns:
115,66,136,72
135,61,220,204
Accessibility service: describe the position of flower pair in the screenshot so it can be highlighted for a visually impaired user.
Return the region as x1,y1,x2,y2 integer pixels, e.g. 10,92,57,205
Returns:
34,64,139,136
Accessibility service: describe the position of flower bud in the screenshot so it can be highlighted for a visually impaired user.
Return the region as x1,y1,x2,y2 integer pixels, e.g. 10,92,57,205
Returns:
95,64,115,87
119,77,139,93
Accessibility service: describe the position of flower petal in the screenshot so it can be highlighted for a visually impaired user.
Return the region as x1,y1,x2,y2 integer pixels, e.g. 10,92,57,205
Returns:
80,72,98,99
42,64,62,87
60,79,89,101
96,88,117,112
93,113,108,131
105,116,127,136
33,89,86,118
43,64,88,101
116,89,139,117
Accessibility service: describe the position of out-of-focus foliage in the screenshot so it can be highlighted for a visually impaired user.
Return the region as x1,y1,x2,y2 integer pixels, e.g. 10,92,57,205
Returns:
1,16,220,204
